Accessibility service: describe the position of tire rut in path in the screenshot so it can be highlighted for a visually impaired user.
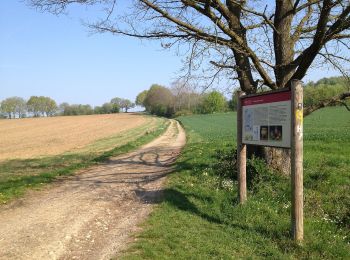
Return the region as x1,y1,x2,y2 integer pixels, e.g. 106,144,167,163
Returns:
0,120,186,260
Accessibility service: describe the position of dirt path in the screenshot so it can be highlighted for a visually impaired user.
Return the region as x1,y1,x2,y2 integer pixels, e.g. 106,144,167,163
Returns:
0,120,186,260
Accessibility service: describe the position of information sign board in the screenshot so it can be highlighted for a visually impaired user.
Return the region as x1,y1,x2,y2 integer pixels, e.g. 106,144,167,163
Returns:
242,91,291,148
237,82,304,241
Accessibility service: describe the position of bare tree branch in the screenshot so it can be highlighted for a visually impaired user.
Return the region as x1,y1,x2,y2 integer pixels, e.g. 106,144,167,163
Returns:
29,0,350,96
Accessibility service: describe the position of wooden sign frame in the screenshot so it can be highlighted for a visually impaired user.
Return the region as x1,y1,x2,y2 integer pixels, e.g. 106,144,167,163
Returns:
236,80,304,242
241,89,292,148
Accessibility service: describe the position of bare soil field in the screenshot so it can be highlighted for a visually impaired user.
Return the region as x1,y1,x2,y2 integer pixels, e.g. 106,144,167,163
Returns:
0,113,149,161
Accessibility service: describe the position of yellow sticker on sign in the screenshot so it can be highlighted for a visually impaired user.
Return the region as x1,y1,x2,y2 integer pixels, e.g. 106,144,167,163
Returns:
296,110,303,123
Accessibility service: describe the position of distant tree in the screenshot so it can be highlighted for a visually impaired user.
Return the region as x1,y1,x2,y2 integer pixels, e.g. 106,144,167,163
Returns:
188,92,204,114
137,83,204,116
120,99,135,112
58,102,70,115
37,96,47,116
27,96,57,116
313,77,348,87
111,103,120,113
42,97,57,116
303,77,350,114
201,91,227,114
144,84,174,117
1,98,16,118
27,96,41,117
61,104,73,116
80,104,94,115
14,97,27,118
94,103,119,114
135,90,148,107
59,101,119,116
171,81,190,112
0,97,26,118
110,97,123,107
61,104,93,116
102,102,113,114
111,97,134,112
228,90,239,111
93,106,103,114
170,81,203,114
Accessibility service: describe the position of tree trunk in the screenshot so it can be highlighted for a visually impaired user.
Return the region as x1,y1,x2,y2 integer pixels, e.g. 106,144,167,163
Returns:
230,1,294,174
263,147,291,175
247,145,291,175
274,0,295,88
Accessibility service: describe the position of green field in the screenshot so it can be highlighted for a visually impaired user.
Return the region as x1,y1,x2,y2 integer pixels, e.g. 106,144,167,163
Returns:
0,117,169,204
124,107,350,259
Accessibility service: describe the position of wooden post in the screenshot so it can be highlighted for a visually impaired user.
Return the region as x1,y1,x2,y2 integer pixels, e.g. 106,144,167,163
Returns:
237,91,247,204
291,80,304,241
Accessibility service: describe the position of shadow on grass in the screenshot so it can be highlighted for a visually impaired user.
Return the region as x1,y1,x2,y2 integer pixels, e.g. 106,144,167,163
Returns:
134,187,223,224
135,187,291,244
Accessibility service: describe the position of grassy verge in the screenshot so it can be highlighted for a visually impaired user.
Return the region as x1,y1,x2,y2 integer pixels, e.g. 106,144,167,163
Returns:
124,108,350,259
0,116,169,204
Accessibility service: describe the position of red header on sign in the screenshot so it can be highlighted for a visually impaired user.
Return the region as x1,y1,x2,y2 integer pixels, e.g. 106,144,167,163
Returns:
242,91,291,106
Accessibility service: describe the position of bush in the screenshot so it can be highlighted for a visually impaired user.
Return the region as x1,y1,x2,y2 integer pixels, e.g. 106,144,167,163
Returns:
201,91,227,114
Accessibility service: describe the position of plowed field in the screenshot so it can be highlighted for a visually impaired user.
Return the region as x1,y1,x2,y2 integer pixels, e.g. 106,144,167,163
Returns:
0,113,149,161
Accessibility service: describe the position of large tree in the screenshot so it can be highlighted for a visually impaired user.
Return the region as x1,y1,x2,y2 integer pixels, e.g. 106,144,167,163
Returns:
29,0,350,172
31,0,350,106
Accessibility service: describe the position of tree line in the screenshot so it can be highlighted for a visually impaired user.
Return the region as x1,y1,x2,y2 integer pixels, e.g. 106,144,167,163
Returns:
0,96,57,119
60,97,135,116
304,77,350,108
0,96,135,119
2,77,347,119
136,83,231,117
136,76,350,118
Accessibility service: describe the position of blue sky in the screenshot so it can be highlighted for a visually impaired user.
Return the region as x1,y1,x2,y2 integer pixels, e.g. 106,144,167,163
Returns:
0,1,182,106
0,1,342,106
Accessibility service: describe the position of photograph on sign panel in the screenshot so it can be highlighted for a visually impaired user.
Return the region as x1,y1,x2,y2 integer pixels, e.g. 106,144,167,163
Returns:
269,125,283,141
244,109,253,132
260,126,269,140
244,108,253,141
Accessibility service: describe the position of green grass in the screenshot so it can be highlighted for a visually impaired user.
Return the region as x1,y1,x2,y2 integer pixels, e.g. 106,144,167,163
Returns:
123,108,350,259
0,116,169,204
